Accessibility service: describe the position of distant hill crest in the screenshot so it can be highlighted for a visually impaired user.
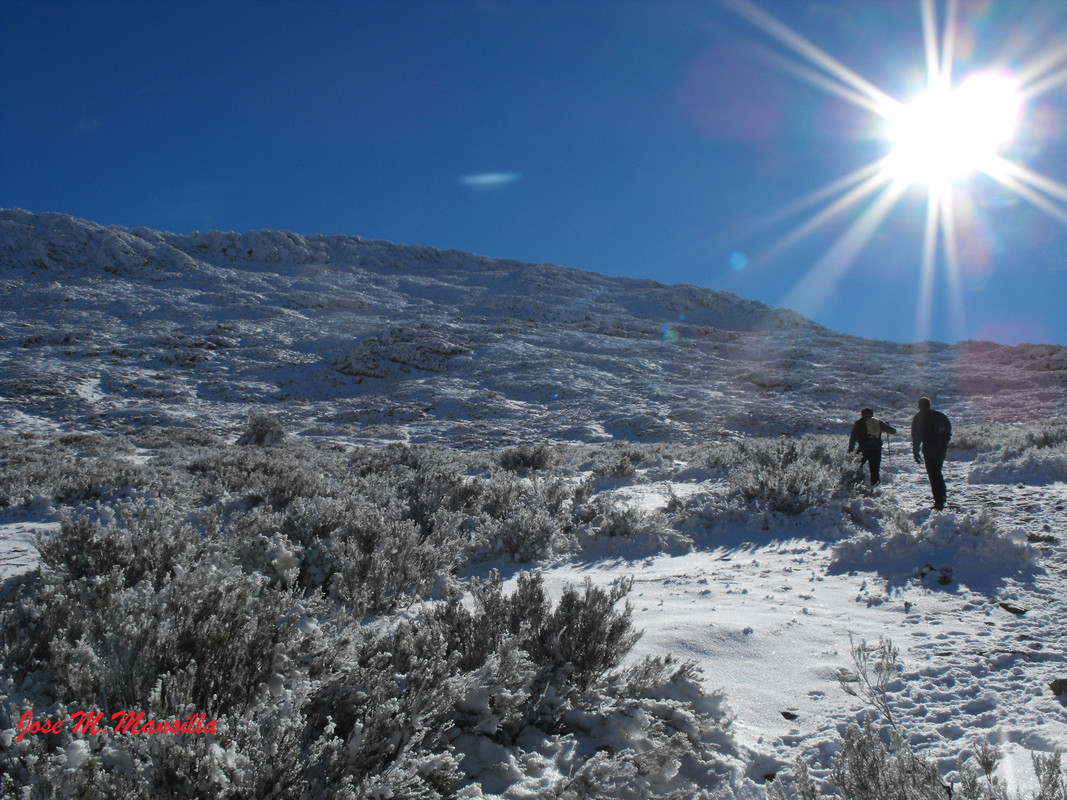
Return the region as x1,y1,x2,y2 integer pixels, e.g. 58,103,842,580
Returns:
1,209,1064,444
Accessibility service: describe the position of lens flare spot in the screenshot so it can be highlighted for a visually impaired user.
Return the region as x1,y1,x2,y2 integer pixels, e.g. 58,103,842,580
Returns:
460,172,522,190
729,251,749,271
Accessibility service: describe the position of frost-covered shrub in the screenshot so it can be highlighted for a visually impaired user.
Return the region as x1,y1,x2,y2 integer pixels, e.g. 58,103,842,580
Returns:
992,420,1067,457
588,494,687,550
305,621,463,799
433,571,640,732
481,502,567,562
130,424,224,449
389,453,481,534
1,508,328,798
2,553,314,717
968,446,1067,486
0,430,163,507
0,668,322,799
474,472,580,561
324,501,464,615
500,442,556,472
35,499,201,586
729,435,852,515
949,424,995,452
589,443,646,479
602,453,638,478
962,421,1067,485
773,716,1066,800
695,438,745,472
230,493,465,616
190,437,358,510
593,495,649,538
772,639,1067,800
0,432,747,799
430,572,738,797
236,410,286,446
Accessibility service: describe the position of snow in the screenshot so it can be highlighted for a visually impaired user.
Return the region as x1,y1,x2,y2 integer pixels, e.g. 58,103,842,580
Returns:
0,514,54,584
527,457,1067,790
1,208,1065,796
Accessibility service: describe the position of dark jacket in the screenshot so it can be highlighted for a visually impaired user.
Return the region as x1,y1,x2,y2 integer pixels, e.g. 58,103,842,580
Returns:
849,417,897,453
911,408,952,458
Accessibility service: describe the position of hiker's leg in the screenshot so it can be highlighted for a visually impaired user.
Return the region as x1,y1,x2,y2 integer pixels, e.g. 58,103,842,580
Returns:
869,448,882,485
925,451,947,507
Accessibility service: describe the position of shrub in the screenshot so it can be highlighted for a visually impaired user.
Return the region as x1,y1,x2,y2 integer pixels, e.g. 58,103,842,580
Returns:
433,571,640,734
831,507,1036,588
2,550,315,717
304,621,463,798
728,435,853,515
35,499,201,587
474,472,581,561
236,410,286,446
324,502,464,615
500,442,556,471
0,431,164,508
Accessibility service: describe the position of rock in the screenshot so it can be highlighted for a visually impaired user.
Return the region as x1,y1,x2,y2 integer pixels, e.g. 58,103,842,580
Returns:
781,710,799,721
998,601,1029,616
1027,531,1059,544
1050,679,1067,696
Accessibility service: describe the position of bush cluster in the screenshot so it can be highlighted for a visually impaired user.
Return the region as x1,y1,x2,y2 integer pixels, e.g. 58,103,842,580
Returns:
0,430,733,798
4,423,1063,797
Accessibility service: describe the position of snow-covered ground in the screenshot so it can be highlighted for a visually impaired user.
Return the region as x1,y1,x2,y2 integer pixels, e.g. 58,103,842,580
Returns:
1,209,1065,796
532,454,1067,793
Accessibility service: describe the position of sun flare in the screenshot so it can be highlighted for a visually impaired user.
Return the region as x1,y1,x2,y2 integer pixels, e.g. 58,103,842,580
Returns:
886,72,1024,186
723,0,1067,341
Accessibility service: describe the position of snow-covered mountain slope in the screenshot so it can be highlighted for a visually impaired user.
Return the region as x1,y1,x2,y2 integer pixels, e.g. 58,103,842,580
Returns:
4,208,1065,446
2,210,1067,798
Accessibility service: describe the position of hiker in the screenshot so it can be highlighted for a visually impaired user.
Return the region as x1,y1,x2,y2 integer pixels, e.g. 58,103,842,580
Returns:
911,396,952,510
848,407,897,487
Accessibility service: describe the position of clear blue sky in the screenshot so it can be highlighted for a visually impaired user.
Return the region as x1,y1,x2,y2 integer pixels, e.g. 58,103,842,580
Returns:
4,1,1067,345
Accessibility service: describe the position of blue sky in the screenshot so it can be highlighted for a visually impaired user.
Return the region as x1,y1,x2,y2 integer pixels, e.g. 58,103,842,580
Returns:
3,0,1067,346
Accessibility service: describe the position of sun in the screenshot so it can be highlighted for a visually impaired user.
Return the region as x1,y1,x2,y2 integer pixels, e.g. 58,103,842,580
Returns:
885,72,1024,187
720,0,1067,341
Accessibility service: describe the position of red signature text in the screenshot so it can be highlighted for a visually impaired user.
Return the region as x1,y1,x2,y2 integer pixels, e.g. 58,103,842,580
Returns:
16,710,218,742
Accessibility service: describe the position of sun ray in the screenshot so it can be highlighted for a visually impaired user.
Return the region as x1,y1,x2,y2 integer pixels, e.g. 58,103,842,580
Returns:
940,0,959,91
781,179,910,315
1014,39,1067,99
746,41,891,116
753,164,894,266
921,0,942,89
1021,65,1067,102
937,187,967,342
737,159,889,241
720,0,900,117
721,0,1067,344
988,157,1067,205
915,188,940,342
984,159,1067,226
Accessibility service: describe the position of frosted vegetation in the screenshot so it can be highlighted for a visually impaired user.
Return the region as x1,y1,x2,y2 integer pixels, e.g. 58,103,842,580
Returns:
1,417,1064,798
1,209,1064,796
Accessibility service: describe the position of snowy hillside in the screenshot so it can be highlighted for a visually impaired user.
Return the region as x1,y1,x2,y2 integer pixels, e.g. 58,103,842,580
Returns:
3,208,1064,446
1,209,1066,799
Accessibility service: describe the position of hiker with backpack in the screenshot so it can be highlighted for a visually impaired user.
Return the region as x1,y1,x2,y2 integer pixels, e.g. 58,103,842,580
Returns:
848,407,897,487
911,396,952,510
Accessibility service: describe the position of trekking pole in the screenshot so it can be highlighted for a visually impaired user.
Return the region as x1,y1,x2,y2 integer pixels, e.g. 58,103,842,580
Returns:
885,434,892,487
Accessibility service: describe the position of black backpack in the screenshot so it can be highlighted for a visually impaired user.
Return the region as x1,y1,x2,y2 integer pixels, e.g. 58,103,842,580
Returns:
928,410,951,443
